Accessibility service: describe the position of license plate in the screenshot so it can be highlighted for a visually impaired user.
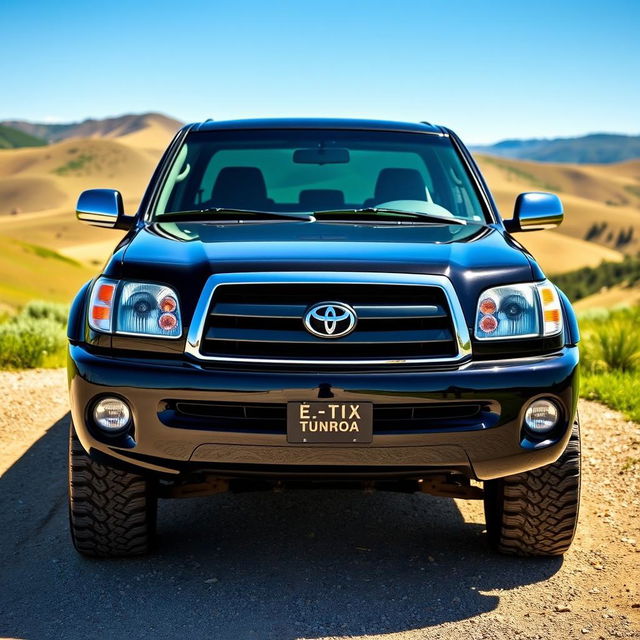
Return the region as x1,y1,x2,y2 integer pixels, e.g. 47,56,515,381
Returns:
287,402,373,443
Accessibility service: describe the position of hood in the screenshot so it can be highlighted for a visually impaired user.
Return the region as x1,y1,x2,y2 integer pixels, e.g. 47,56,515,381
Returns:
106,220,536,317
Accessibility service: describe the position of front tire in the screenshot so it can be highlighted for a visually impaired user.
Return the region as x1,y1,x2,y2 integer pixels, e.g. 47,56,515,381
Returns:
484,418,581,557
68,424,157,557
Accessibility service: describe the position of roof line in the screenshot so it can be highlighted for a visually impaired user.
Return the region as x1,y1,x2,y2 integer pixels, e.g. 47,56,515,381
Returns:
193,118,443,134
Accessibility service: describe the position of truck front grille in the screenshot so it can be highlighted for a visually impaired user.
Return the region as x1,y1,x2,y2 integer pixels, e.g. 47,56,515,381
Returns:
160,400,494,434
198,283,458,363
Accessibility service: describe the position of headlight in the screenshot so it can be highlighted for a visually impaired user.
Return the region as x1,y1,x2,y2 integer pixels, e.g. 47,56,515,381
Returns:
475,280,562,340
118,282,182,337
88,278,182,338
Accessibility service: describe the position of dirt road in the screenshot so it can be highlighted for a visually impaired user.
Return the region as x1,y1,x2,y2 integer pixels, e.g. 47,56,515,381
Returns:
1,369,639,640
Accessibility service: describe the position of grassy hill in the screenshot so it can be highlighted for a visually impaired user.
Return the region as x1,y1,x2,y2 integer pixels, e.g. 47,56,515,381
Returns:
0,234,95,308
473,133,640,164
0,124,47,150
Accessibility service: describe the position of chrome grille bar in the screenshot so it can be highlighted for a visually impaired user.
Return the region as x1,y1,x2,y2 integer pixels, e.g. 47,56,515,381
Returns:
185,272,472,365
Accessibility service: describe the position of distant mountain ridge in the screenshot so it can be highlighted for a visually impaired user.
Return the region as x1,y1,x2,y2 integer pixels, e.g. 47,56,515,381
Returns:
4,116,639,164
1,112,184,143
472,133,640,164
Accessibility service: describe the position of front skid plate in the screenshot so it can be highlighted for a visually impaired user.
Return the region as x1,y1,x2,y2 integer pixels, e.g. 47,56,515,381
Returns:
190,442,469,467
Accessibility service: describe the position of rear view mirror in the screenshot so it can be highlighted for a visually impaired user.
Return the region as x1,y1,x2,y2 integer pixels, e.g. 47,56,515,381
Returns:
293,148,350,165
76,189,134,230
505,192,563,232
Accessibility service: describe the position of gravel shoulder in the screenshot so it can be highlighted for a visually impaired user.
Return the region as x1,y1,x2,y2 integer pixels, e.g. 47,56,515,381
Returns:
0,368,69,475
0,369,638,640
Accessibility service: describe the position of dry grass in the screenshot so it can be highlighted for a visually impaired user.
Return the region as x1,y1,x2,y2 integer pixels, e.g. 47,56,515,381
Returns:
115,116,180,151
574,283,640,312
0,175,68,213
515,229,622,275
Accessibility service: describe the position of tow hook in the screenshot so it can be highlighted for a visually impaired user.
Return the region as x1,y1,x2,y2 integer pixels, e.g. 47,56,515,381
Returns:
162,476,230,498
418,475,484,500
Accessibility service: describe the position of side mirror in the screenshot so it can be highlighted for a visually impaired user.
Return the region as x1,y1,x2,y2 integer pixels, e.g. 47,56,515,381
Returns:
504,192,563,233
76,189,134,230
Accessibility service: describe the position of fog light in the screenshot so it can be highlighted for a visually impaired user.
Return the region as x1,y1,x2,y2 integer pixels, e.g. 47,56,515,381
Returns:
93,397,131,433
524,399,559,435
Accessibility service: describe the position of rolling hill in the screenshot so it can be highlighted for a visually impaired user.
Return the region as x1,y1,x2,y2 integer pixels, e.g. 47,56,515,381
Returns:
512,230,623,275
475,154,640,257
0,137,161,216
0,124,47,150
1,112,183,151
574,284,640,312
473,133,640,164
0,123,638,310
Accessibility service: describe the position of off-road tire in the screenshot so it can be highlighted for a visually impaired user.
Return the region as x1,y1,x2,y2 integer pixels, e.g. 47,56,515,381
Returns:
68,424,157,557
484,418,581,557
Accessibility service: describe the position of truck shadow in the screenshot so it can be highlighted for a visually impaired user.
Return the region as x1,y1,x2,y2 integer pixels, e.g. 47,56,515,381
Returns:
0,414,562,640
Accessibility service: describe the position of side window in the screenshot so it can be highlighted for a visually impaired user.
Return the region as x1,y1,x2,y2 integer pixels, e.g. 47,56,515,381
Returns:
157,144,193,214
446,163,483,220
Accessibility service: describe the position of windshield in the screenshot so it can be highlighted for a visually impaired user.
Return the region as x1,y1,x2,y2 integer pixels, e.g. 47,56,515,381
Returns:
153,129,487,222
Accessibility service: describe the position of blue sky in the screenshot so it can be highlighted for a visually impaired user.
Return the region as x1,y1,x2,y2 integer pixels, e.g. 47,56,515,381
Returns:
1,0,638,143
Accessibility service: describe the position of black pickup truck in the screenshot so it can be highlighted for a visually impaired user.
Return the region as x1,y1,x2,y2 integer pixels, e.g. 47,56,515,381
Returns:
67,118,580,558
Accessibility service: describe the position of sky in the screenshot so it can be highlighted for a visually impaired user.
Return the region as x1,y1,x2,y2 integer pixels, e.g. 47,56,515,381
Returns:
1,0,639,143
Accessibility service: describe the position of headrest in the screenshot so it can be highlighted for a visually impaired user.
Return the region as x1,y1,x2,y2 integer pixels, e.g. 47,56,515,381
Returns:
374,168,427,203
211,167,269,208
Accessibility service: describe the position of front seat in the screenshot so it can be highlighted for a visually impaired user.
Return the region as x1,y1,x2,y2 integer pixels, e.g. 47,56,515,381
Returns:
370,168,429,205
210,167,273,210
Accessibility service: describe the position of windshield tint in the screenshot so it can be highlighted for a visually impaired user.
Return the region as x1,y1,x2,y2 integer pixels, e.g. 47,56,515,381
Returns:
153,129,487,222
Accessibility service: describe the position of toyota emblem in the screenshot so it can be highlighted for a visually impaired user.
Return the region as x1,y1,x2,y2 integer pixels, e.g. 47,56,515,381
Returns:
303,302,357,339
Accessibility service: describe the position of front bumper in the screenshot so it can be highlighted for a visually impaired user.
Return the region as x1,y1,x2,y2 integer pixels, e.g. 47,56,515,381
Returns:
68,345,579,481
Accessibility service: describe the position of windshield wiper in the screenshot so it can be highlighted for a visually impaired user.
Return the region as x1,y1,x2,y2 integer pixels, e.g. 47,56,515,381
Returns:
156,208,315,222
313,208,467,225
156,207,469,225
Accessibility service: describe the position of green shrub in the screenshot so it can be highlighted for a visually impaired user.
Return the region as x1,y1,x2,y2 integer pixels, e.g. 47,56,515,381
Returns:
577,305,640,422
596,322,640,372
581,319,640,373
581,371,640,423
21,300,69,325
52,153,94,176
0,301,69,369
0,316,67,369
